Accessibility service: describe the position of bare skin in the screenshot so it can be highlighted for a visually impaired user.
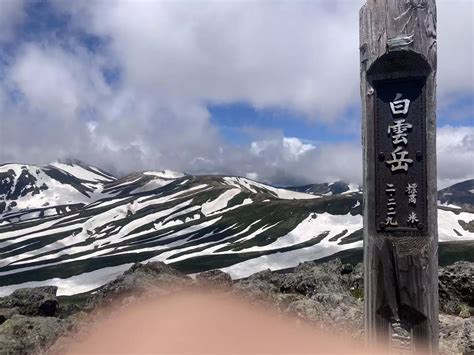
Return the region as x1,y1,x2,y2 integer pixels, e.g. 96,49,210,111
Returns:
61,290,385,354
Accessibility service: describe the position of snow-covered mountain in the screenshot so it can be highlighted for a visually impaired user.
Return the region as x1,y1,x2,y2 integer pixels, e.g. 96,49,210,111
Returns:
0,162,189,223
0,163,472,297
438,179,474,210
0,162,115,218
286,181,361,196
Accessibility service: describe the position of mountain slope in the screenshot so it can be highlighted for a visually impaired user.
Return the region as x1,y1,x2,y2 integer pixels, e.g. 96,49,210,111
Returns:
0,162,189,224
438,179,474,210
0,175,364,295
0,165,473,297
0,162,115,218
286,181,361,196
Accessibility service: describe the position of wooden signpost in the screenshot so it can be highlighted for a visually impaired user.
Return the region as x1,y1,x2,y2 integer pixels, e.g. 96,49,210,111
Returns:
360,0,438,352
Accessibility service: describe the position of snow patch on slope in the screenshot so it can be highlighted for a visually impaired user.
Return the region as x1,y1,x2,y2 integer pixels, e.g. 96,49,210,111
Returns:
201,188,242,216
223,177,317,200
438,209,474,241
222,240,363,279
131,179,174,194
245,213,361,252
0,263,133,297
341,183,360,195
143,170,185,179
51,162,115,182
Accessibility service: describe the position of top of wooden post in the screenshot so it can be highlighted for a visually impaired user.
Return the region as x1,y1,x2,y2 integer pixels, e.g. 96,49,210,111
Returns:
360,0,437,74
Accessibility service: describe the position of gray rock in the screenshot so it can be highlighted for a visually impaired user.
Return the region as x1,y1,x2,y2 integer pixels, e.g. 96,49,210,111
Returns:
345,263,364,289
0,315,71,355
195,269,232,289
342,263,364,300
279,259,349,297
0,286,58,317
341,263,354,275
56,303,82,319
439,262,474,316
312,293,364,336
1,259,472,355
439,314,474,354
231,259,364,340
0,308,19,325
85,261,192,309
232,269,282,301
45,312,90,355
286,298,326,323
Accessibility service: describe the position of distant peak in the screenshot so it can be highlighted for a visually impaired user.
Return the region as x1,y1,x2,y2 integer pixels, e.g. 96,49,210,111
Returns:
50,162,116,182
143,170,186,179
56,158,90,168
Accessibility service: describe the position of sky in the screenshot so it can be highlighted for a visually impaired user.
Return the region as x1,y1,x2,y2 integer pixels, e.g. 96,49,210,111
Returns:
0,0,472,188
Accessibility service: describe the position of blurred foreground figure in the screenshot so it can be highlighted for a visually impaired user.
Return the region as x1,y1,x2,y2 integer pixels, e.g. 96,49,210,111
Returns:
58,290,385,354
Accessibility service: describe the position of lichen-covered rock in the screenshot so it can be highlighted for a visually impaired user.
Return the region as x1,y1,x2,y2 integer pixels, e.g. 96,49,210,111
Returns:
85,261,192,309
286,298,326,323
0,259,472,355
279,259,349,297
0,308,19,325
231,259,363,336
439,262,474,316
56,303,82,319
439,314,474,354
195,269,232,289
343,263,364,289
232,269,282,302
0,286,58,317
0,315,71,355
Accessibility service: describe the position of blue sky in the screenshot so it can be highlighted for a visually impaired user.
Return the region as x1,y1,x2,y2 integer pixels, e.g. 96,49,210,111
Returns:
209,103,361,146
0,0,472,187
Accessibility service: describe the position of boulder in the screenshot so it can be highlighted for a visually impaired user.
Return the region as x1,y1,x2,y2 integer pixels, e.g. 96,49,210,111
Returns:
0,286,58,317
195,269,233,289
85,261,192,309
439,262,474,316
57,303,82,319
232,269,282,301
279,259,349,297
286,298,326,323
0,315,71,354
0,308,19,325
439,314,474,354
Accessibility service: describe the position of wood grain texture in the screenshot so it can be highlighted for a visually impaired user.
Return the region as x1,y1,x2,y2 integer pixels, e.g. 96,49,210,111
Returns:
360,0,438,352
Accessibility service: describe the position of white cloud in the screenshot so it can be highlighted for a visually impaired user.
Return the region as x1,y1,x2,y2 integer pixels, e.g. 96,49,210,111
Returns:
0,1,472,187
282,138,316,161
250,136,315,162
437,126,474,188
54,0,364,119
245,136,361,185
7,44,110,119
245,172,259,181
437,0,474,99
60,0,472,117
0,0,24,43
250,137,317,162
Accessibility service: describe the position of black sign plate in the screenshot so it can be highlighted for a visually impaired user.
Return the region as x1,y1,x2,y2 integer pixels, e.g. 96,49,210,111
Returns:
374,77,427,235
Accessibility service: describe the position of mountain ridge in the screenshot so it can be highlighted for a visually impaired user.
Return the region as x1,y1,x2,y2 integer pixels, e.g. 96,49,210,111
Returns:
0,161,472,297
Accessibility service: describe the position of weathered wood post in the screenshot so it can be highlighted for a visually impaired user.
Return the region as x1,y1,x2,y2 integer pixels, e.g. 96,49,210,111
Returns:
360,0,438,352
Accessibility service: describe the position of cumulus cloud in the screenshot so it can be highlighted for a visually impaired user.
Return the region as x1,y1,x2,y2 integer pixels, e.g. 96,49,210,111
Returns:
7,43,110,118
437,0,474,99
54,0,364,119
232,136,361,186
250,137,315,162
437,126,474,188
0,0,25,43
0,0,472,186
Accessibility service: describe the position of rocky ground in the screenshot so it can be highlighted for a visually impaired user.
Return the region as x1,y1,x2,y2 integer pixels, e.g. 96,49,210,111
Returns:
0,260,472,354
